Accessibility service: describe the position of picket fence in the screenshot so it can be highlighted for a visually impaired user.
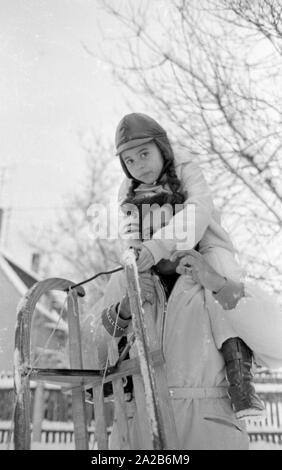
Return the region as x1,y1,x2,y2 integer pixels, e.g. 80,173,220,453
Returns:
1,372,282,446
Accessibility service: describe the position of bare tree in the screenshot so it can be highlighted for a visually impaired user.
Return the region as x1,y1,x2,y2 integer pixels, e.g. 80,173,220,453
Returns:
215,0,282,55
92,0,282,298
28,136,122,312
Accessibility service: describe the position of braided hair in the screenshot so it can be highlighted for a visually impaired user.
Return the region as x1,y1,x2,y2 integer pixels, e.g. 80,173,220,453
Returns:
121,134,187,207
119,134,201,266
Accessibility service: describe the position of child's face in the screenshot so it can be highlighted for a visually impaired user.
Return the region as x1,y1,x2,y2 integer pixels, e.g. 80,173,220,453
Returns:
121,142,164,184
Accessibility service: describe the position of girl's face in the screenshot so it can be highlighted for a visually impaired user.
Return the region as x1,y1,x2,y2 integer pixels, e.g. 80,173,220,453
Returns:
121,142,164,184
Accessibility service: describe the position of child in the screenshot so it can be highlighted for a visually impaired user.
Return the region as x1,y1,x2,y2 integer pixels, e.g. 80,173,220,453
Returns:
115,112,265,419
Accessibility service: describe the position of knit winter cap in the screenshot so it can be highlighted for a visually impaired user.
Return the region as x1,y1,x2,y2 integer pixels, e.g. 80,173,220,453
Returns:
115,113,167,155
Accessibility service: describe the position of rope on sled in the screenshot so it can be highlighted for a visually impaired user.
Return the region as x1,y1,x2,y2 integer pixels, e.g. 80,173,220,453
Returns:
64,266,124,291
63,247,142,292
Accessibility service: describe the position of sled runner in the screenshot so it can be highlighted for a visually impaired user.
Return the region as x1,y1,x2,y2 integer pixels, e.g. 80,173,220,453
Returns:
13,249,178,450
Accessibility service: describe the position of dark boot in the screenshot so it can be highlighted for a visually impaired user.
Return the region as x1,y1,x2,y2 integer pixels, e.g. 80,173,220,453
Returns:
221,337,265,420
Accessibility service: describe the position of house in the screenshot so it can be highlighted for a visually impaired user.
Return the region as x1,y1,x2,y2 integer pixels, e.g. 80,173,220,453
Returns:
0,248,68,374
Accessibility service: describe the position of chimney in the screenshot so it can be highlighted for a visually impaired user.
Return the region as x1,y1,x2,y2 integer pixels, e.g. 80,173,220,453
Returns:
31,252,41,273
0,208,3,244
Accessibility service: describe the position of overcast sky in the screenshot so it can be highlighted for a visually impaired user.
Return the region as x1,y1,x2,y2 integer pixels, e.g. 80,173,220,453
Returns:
0,0,136,263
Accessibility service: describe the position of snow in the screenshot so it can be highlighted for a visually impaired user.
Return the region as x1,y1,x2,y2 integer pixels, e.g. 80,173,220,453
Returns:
250,441,282,450
0,420,99,450
255,383,282,393
13,348,22,397
0,439,281,451
0,420,76,431
1,442,78,450
0,419,281,451
0,378,60,390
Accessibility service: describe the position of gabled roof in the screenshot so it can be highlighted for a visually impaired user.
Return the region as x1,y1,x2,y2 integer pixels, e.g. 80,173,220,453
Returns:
0,247,40,288
0,248,67,332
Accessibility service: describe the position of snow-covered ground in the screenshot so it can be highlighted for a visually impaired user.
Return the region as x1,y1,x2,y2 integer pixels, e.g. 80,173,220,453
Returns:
250,441,282,450
1,441,281,450
0,419,281,451
1,413,282,450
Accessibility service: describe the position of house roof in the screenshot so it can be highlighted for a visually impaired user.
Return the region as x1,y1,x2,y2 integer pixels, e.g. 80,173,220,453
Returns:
0,248,67,332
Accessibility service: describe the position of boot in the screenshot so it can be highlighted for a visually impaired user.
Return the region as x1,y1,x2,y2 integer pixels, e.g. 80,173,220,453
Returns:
221,337,265,420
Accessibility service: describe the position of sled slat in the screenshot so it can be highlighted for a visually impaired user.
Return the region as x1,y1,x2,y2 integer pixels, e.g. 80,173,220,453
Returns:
130,344,154,449
143,302,179,449
14,256,178,451
108,342,131,449
67,290,88,450
14,278,85,450
92,385,108,450
29,349,164,387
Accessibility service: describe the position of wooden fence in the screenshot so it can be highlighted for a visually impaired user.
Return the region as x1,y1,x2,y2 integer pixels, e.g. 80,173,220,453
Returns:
247,382,282,444
1,372,282,446
0,374,114,423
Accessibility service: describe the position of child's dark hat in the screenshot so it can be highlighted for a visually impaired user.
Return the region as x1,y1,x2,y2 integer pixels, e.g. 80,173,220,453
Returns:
115,113,167,155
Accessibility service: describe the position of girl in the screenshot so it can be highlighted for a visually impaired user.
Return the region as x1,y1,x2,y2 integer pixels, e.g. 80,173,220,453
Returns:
115,112,265,419
81,113,282,450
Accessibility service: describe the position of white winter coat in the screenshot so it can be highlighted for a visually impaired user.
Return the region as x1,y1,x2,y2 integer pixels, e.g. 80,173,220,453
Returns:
81,152,282,449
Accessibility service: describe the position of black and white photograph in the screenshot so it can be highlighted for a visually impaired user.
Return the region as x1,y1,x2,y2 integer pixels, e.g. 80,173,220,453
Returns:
0,0,282,453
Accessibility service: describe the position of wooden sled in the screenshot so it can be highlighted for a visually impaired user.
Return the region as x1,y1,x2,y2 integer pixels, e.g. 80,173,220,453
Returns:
13,251,179,450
